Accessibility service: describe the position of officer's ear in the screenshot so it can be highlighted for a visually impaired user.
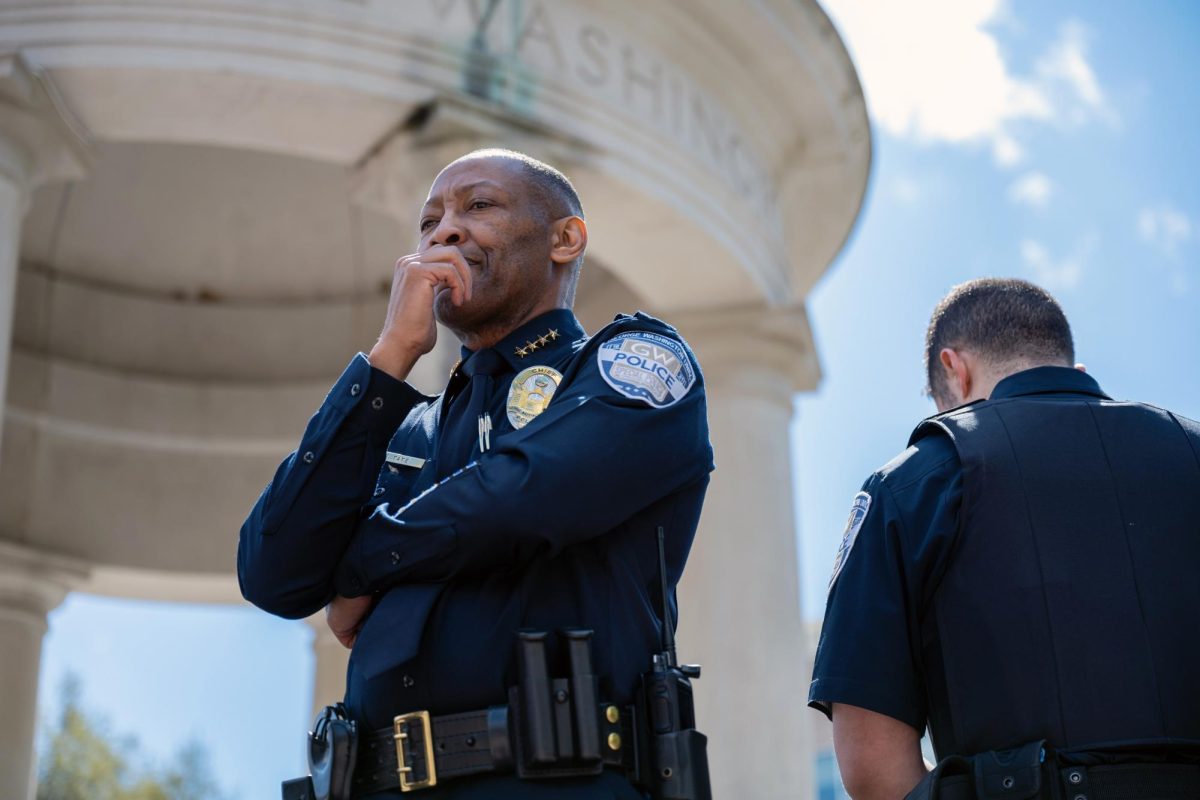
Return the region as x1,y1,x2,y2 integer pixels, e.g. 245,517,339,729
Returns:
937,348,972,411
550,216,587,267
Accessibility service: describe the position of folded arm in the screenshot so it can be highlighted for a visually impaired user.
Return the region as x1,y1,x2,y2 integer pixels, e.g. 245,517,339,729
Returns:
335,339,712,596
237,355,428,618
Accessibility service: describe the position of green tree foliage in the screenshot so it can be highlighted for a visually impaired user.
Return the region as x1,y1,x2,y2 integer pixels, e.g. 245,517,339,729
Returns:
37,675,234,800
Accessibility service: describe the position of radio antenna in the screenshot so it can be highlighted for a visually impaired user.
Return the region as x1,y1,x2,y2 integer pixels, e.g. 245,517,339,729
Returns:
657,525,678,666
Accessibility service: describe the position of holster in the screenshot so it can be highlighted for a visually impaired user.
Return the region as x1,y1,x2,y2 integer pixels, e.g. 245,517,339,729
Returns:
308,703,359,800
905,741,1045,800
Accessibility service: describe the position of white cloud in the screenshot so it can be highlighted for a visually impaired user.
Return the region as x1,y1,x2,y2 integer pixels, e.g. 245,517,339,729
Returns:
1008,171,1053,208
1020,235,1094,291
1036,21,1112,125
1137,204,1193,295
992,132,1024,167
1137,205,1193,259
890,176,922,206
821,1,1113,166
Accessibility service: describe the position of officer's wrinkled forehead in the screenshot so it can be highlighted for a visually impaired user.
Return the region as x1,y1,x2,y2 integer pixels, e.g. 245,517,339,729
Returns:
426,157,524,205
425,154,577,221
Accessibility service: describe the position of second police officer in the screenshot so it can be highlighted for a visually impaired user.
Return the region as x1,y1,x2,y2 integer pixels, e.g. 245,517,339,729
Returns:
810,279,1200,799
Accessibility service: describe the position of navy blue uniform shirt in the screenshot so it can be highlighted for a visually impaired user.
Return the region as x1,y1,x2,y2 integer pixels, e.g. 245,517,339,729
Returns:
809,366,1200,759
239,309,713,798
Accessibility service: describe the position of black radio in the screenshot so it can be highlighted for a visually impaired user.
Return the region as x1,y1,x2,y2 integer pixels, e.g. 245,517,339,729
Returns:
638,525,712,800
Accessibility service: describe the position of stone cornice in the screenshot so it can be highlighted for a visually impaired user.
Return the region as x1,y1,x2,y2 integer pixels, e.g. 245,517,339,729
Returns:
0,1,868,310
0,52,90,190
0,540,89,624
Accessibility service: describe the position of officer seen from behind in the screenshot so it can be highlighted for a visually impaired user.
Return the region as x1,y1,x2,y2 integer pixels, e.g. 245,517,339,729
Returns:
238,149,713,799
809,278,1200,799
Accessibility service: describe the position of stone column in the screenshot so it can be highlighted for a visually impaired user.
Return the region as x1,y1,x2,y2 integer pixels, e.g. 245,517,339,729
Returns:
0,542,87,800
305,612,351,722
674,305,820,800
0,53,89,455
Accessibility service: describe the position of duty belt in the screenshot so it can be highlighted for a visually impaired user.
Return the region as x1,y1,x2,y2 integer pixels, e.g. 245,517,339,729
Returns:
351,700,639,795
934,764,1200,800
908,739,1200,800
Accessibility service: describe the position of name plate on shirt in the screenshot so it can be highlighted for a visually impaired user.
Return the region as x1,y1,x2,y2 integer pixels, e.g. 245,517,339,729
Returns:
385,452,426,469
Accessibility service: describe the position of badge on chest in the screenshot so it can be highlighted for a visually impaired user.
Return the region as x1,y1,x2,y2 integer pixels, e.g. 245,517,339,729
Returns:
507,365,563,429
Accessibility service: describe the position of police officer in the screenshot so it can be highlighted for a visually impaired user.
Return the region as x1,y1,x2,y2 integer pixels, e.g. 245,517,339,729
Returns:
238,149,713,799
809,278,1200,800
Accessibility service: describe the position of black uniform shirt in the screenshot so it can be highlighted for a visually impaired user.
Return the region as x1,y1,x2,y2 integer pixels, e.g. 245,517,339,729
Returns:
807,367,1115,751
238,309,713,797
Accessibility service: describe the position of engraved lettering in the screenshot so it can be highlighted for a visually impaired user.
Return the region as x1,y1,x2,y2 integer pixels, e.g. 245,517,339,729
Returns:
667,75,684,136
621,44,662,119
514,1,565,71
576,25,610,86
430,0,491,25
690,94,726,166
727,135,755,195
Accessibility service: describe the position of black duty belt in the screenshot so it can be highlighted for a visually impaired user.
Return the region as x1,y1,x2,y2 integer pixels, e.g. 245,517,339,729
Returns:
351,701,639,796
936,763,1200,800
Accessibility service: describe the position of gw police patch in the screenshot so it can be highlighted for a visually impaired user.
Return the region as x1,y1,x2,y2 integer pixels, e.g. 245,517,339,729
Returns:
828,491,871,592
597,331,695,408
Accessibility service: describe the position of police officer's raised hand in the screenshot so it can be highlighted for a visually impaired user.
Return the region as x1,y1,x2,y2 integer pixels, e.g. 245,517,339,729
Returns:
368,245,474,381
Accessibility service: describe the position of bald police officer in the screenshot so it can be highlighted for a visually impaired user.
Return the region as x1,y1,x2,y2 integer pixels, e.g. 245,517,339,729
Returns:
809,278,1200,799
239,150,713,799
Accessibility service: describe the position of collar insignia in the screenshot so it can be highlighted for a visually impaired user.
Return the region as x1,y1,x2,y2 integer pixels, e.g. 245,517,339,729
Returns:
515,327,563,359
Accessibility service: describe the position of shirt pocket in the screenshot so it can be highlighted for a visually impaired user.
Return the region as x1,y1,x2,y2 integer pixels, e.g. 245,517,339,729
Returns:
370,428,434,509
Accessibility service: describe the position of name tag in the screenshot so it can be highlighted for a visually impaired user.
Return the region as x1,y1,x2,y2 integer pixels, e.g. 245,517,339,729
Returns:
385,452,425,469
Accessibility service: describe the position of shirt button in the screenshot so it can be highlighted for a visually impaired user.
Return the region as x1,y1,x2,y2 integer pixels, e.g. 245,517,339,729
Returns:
301,450,315,464
373,487,385,497
371,396,384,411
350,383,361,397
390,550,401,564
402,674,415,688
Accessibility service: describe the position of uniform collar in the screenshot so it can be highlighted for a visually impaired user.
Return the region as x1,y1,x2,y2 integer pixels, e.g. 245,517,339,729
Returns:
989,365,1110,401
458,308,586,374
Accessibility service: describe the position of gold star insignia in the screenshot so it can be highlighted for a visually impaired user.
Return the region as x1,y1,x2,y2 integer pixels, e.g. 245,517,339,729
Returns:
514,328,563,358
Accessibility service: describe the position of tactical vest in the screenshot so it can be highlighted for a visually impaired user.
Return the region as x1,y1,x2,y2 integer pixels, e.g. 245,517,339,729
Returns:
909,394,1200,759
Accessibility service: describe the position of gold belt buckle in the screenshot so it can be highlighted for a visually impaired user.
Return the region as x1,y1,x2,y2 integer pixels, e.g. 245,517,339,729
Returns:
393,710,437,792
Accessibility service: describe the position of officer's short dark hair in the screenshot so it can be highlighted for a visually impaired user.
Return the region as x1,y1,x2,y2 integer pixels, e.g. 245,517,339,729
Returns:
925,278,1075,401
457,148,585,222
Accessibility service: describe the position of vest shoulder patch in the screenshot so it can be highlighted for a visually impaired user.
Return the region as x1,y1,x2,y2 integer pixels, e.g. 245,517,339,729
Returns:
829,491,872,593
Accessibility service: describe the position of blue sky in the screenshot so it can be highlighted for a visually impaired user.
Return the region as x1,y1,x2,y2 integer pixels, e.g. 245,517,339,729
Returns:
795,0,1200,618
37,2,1200,798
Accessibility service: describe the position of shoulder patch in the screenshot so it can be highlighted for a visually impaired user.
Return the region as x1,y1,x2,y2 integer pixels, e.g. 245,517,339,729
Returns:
597,330,695,408
828,491,871,593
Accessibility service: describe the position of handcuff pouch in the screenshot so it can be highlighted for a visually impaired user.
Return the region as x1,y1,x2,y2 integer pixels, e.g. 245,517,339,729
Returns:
308,703,358,800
